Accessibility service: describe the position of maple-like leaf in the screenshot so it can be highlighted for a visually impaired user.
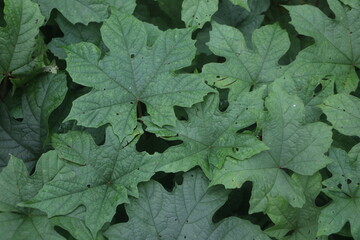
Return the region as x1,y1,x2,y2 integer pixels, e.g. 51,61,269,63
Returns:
48,14,104,59
265,173,326,240
0,0,45,83
213,0,270,48
320,93,360,137
51,206,105,240
275,72,335,123
32,0,136,24
181,0,218,28
317,147,360,240
202,22,290,100
21,127,160,236
0,73,67,170
105,169,271,240
0,152,66,240
64,9,213,140
211,83,332,212
285,0,360,93
143,89,267,178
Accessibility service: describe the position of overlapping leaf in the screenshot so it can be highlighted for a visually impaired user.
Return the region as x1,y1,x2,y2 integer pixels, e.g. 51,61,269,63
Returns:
211,83,332,212
265,173,326,240
48,14,104,59
22,127,159,236
202,22,290,100
65,9,213,140
144,89,267,178
213,0,270,47
317,147,360,240
33,0,136,24
0,73,67,170
285,0,360,93
105,169,271,240
320,93,360,137
181,0,219,28
0,152,66,240
0,0,45,83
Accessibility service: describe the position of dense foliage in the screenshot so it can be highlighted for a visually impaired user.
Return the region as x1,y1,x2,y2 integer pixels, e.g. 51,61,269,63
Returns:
0,0,359,239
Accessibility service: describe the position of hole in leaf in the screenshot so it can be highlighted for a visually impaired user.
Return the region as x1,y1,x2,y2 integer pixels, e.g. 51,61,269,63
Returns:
86,184,91,188
347,179,352,184
130,54,135,58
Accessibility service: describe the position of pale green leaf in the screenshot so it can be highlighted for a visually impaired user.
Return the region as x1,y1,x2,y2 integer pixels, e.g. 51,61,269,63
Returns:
211,83,332,212
64,9,213,140
33,0,136,24
105,170,271,240
318,147,360,240
229,0,250,11
285,0,360,93
0,73,67,170
22,127,159,236
181,0,219,28
0,152,66,239
144,89,267,177
203,22,289,100
0,0,44,82
51,207,105,240
265,173,326,240
320,93,360,137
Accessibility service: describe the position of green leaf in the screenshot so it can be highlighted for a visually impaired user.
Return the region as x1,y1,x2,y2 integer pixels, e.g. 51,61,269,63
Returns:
0,73,67,170
276,72,335,123
213,0,270,47
320,93,360,137
318,147,360,239
33,0,136,24
203,22,290,100
265,173,326,240
0,153,66,240
0,0,45,82
229,0,250,11
285,0,360,93
211,83,332,212
21,127,159,236
144,89,267,177
48,14,104,59
51,207,105,240
181,0,219,28
105,169,271,240
64,9,213,140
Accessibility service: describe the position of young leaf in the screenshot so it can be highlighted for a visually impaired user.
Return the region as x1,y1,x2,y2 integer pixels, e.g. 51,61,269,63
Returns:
0,152,66,240
317,147,360,239
211,83,332,212
0,73,67,170
21,127,160,236
203,22,289,100
144,89,267,177
265,173,326,240
285,0,360,93
64,9,213,140
105,169,271,240
320,93,360,137
0,0,44,83
181,0,219,28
